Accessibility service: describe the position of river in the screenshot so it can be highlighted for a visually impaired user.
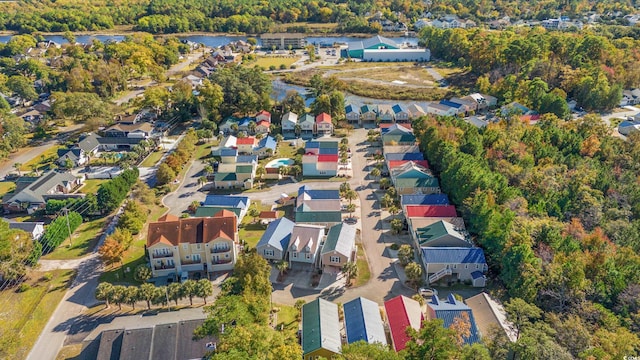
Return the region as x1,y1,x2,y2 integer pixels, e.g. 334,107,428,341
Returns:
0,34,419,48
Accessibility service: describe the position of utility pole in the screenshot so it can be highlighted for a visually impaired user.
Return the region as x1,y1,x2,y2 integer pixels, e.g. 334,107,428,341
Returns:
165,286,171,312
63,207,73,247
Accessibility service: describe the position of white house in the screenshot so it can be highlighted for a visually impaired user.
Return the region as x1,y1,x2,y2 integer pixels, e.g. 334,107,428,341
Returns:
282,112,298,133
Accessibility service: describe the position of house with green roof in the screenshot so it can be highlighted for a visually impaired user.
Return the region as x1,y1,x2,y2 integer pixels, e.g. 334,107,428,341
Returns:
302,298,342,360
346,35,400,59
381,124,416,145
320,223,356,270
391,161,440,195
413,220,471,248
194,206,242,219
213,157,257,190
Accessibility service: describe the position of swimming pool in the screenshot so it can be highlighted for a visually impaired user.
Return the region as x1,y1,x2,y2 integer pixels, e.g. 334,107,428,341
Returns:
266,158,294,168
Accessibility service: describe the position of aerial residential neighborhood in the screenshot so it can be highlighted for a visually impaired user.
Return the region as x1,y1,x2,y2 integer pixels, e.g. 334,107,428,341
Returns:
0,0,639,359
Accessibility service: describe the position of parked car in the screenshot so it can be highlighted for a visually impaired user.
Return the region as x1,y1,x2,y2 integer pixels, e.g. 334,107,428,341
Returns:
419,287,438,298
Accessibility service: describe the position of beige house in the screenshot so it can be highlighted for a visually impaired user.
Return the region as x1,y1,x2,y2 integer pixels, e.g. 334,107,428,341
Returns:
320,223,356,271
315,113,333,135
288,224,326,268
146,211,238,278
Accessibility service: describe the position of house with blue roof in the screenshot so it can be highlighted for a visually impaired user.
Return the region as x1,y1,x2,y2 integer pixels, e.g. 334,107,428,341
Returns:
253,136,277,158
401,194,450,207
295,186,342,226
392,104,410,123
427,294,481,345
439,100,467,115
343,297,387,345
385,152,424,161
360,105,378,124
345,104,361,125
421,247,487,286
256,218,295,261
199,195,250,222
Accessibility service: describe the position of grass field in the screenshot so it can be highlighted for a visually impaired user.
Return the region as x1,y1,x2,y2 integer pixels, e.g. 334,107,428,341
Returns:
248,56,301,69
238,201,272,248
19,145,65,172
100,237,147,285
333,66,437,86
273,303,299,335
140,150,165,167
354,244,371,287
43,217,108,260
0,181,16,200
78,179,107,195
0,270,74,360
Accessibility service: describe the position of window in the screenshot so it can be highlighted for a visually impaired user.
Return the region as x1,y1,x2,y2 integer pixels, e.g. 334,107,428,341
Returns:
264,249,274,257
465,264,468,269
453,264,457,269
182,244,188,250
167,259,174,266
292,252,298,258
193,254,201,262
196,244,201,250
330,256,340,263
306,253,312,259
476,264,480,269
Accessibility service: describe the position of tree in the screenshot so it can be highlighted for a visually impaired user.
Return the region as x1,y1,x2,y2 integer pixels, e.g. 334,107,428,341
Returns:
276,259,288,279
505,298,542,341
398,244,414,266
139,283,156,310
391,218,404,235
339,341,403,360
342,261,358,286
156,163,176,185
134,264,152,282
95,282,115,308
99,237,125,268
197,79,224,120
7,75,37,101
405,318,457,360
346,203,356,218
255,166,266,188
290,165,301,178
195,278,214,304
124,286,140,309
182,279,197,305
188,200,200,213
370,167,381,180
167,282,184,306
13,162,21,177
294,299,306,321
405,262,423,290
343,189,357,205
388,205,399,219
379,178,391,189
118,201,146,235
111,285,127,310
51,92,111,124
248,207,261,223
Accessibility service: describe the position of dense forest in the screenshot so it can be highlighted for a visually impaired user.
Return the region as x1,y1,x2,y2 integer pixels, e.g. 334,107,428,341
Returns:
0,0,638,34
412,114,640,357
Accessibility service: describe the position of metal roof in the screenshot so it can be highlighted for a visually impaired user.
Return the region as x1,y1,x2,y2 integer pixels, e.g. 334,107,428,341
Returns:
201,195,249,208
256,217,295,252
302,298,342,355
344,297,387,345
385,152,424,161
401,194,450,206
428,295,481,344
421,247,487,264
415,220,469,247
384,295,423,352
322,223,356,257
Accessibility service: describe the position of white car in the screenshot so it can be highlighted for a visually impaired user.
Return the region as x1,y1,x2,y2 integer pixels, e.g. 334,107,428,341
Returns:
419,287,438,298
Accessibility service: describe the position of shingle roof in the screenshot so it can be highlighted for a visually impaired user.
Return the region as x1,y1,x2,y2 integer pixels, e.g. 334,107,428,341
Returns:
147,212,237,247
322,223,356,257
8,221,43,233
465,292,517,342
401,194,450,206
289,224,325,252
384,295,423,352
201,195,249,208
428,294,481,344
77,133,101,152
406,205,456,218
6,170,80,204
344,297,387,345
257,217,295,252
57,148,82,162
98,137,143,145
302,298,341,356
421,247,487,264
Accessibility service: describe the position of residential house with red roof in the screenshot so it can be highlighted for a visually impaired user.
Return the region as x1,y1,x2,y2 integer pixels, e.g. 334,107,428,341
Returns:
235,136,257,154
302,139,339,177
315,112,333,135
255,110,272,134
146,211,238,278
384,295,424,352
405,205,457,218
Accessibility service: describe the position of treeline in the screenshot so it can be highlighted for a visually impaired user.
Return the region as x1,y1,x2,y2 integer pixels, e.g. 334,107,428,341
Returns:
413,114,640,357
155,129,197,186
95,279,213,310
39,211,82,254
0,220,42,287
96,168,139,214
420,27,640,111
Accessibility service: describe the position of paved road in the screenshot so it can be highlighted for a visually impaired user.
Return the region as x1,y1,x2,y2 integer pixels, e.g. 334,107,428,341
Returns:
0,124,84,179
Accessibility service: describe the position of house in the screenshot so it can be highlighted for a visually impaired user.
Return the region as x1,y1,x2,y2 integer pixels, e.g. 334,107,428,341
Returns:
401,193,450,208
346,35,400,59
427,294,481,344
102,122,153,139
8,221,45,240
299,114,315,137
218,117,240,134
468,93,497,110
377,104,395,123
382,143,419,155
255,119,271,134
3,171,84,214
255,110,271,124
426,103,458,117
302,139,339,178
439,100,467,115
146,211,238,278
235,136,257,154
407,104,426,118
197,195,250,222
57,148,88,168
211,135,238,156
287,224,326,268
413,220,470,248
213,160,256,190
281,112,298,134
320,223,356,270
261,33,306,50
450,97,478,113
391,162,440,195
387,160,429,172
421,247,488,286
19,109,44,124
345,104,361,125
619,119,640,136
501,102,535,117
384,295,423,352
381,124,416,145
301,298,341,360
295,186,342,226
253,136,277,158
465,292,517,342
392,104,410,123
405,205,456,218
258,211,278,224
360,105,378,123
77,133,102,157
256,217,295,261
315,113,333,135
343,297,387,345
384,152,423,162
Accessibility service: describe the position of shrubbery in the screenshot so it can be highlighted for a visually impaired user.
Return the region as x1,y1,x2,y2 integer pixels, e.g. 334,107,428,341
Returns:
39,211,83,253
97,168,139,213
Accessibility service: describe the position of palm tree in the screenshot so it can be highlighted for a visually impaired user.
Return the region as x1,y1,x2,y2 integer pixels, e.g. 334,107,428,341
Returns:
294,124,301,136
389,205,399,219
230,123,239,134
275,133,284,142
342,261,358,286
255,166,266,188
340,152,348,164
181,280,197,306
203,164,214,178
195,279,213,304
276,260,288,280
13,162,22,177
379,178,391,189
370,167,381,180
278,165,289,178
346,203,356,218
198,176,207,188
290,165,301,179
167,282,184,306
124,286,140,310
248,121,257,134
344,189,357,205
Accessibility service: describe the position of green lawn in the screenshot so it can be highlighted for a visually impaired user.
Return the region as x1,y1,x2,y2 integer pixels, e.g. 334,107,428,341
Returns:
19,145,64,172
0,269,74,360
273,303,299,335
238,201,272,248
354,244,371,287
246,56,301,69
43,217,108,260
0,181,16,201
140,150,165,167
100,237,147,285
78,179,107,195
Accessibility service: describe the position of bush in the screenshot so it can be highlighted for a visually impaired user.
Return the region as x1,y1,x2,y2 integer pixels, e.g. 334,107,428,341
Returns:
17,283,31,293
97,168,140,213
42,272,53,282
390,243,400,250
279,64,286,69
269,65,277,71
39,211,83,253
290,65,296,69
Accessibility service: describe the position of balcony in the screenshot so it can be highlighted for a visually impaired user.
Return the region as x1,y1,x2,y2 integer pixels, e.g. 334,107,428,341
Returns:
182,259,202,265
212,258,233,265
211,247,231,254
154,264,175,270
152,251,173,258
